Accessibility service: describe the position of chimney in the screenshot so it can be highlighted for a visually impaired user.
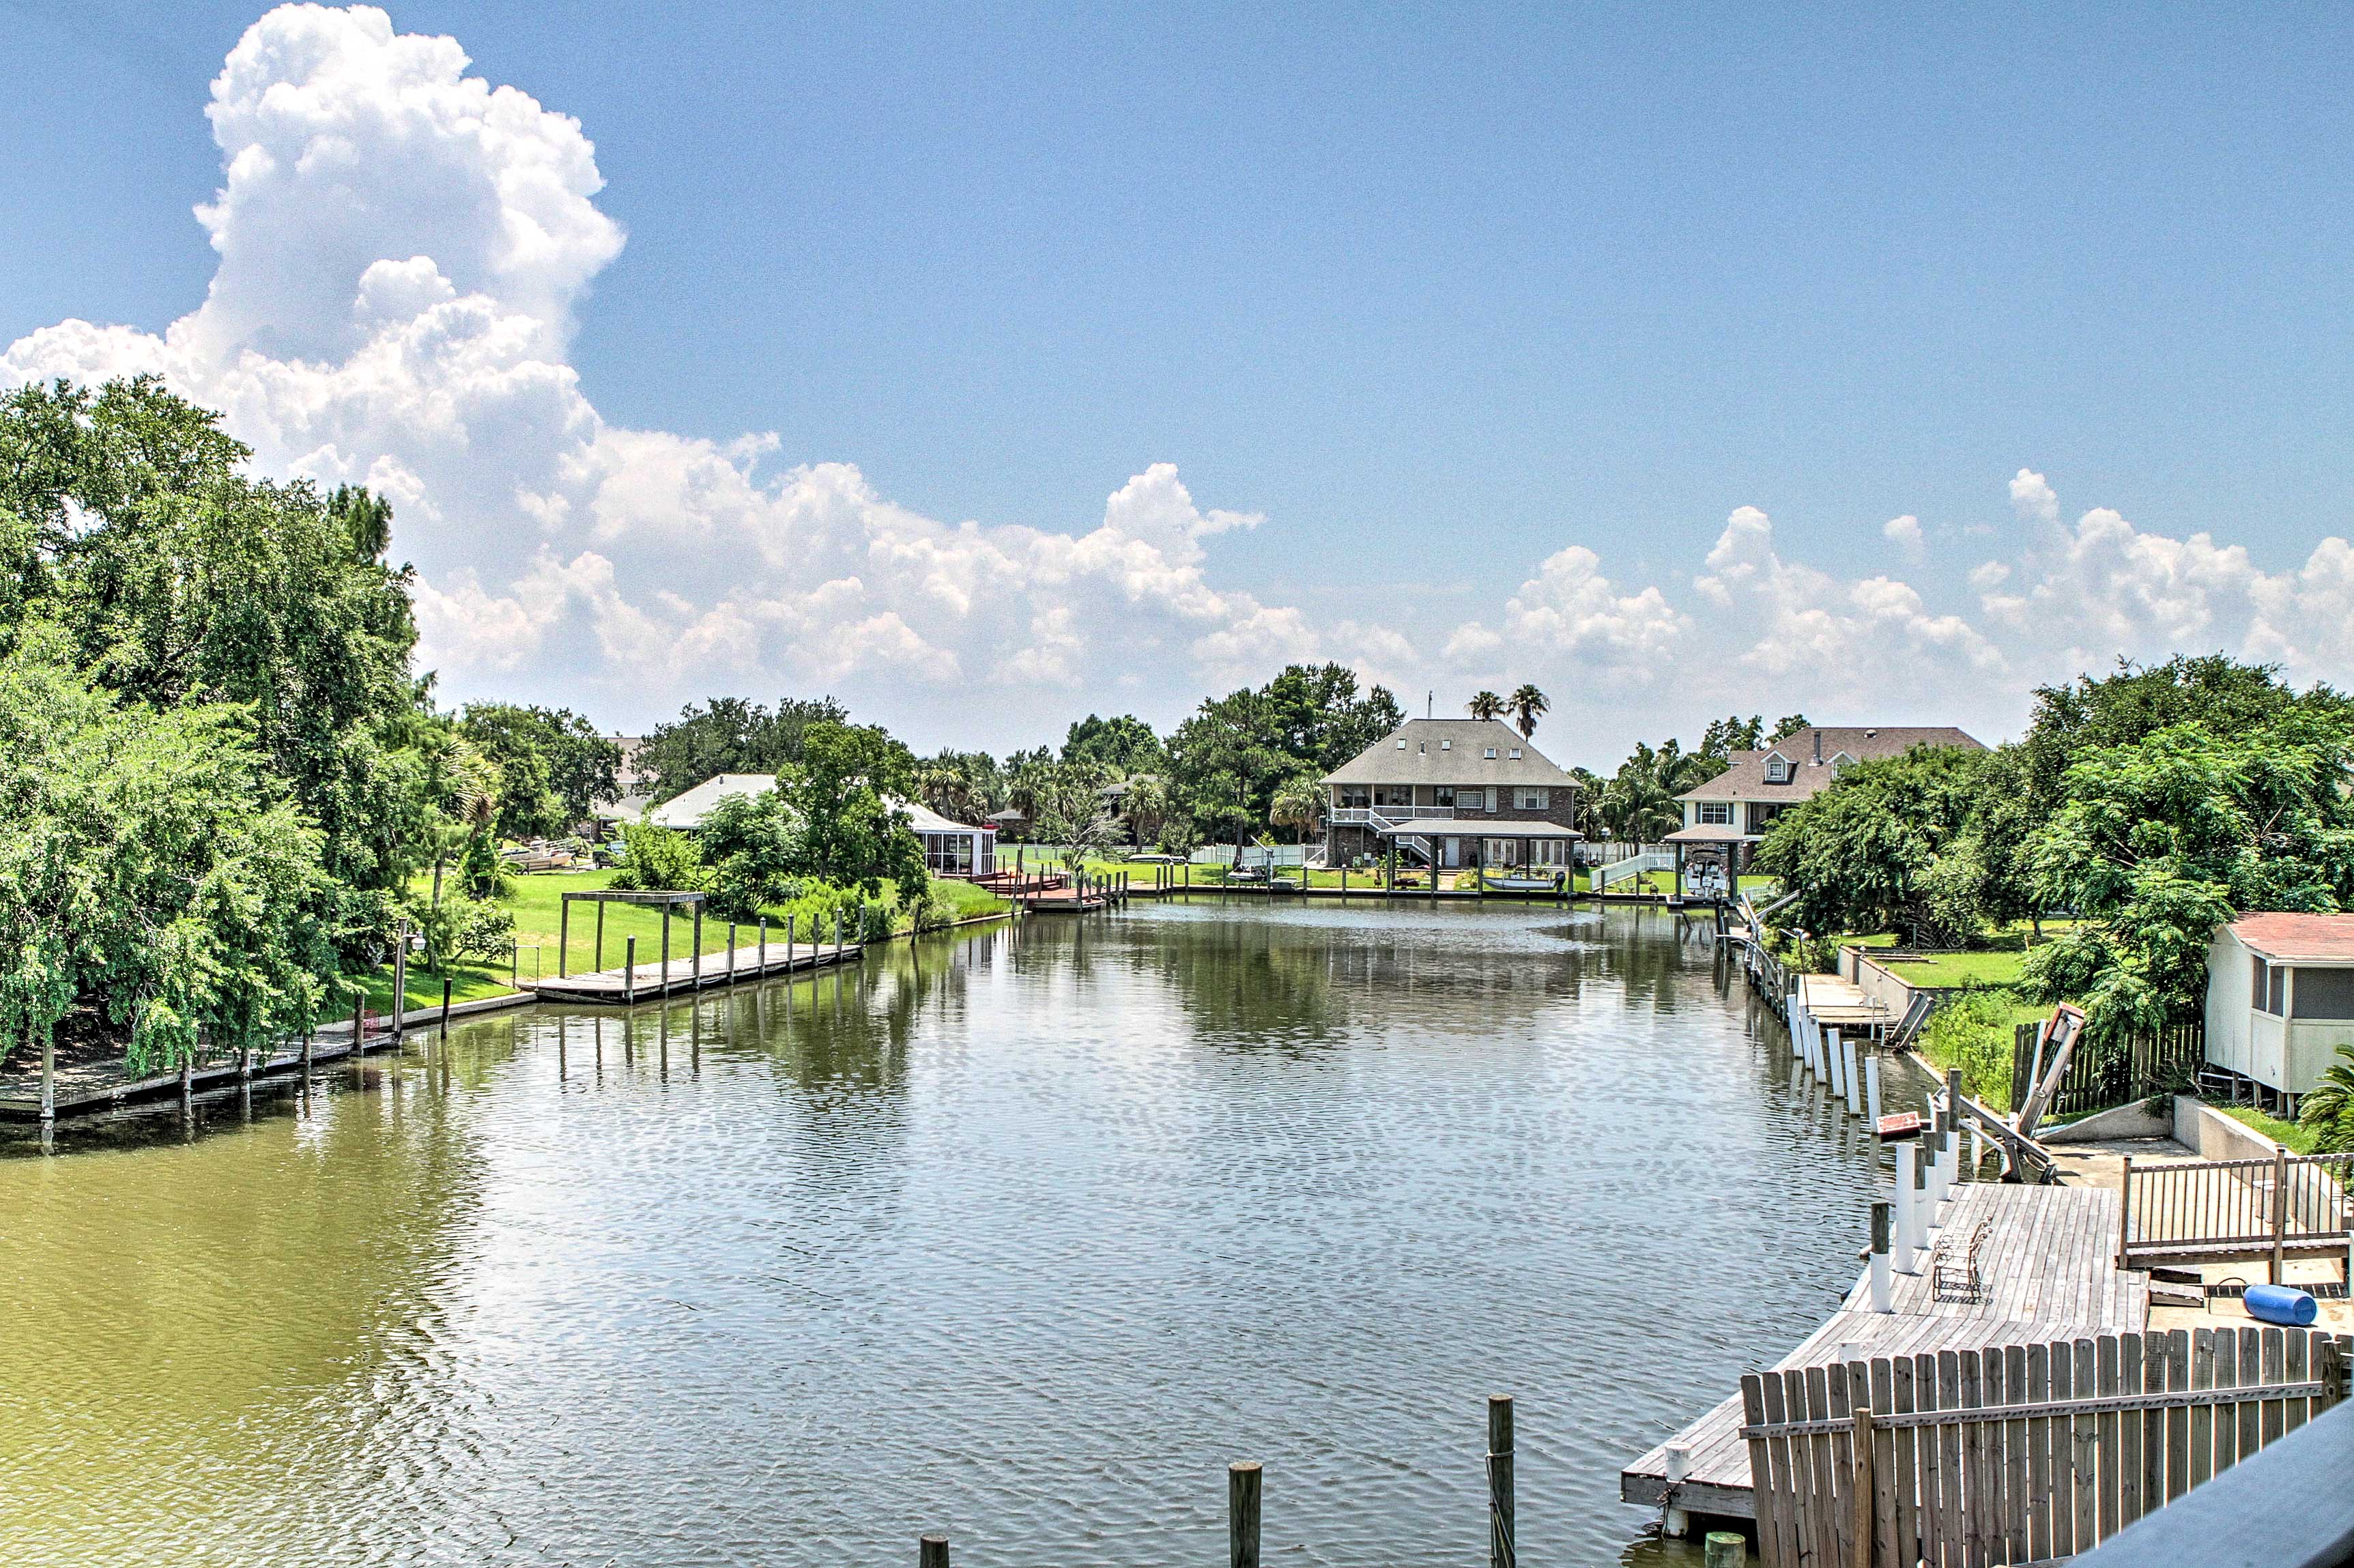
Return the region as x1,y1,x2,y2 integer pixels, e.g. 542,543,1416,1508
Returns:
1812,729,1822,765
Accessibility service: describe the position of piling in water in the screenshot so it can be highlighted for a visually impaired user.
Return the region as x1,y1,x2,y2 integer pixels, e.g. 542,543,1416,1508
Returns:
1229,1462,1261,1568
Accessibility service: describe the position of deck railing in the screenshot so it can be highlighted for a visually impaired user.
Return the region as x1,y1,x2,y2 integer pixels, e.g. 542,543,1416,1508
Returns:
2119,1148,2354,1273
1328,805,1456,827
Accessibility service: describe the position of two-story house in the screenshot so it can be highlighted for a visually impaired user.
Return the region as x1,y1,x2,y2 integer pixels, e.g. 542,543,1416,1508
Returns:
1665,725,1984,884
1322,718,1581,870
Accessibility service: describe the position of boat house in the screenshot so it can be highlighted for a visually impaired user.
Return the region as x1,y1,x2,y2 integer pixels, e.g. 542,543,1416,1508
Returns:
1321,718,1581,870
2205,912,2354,1112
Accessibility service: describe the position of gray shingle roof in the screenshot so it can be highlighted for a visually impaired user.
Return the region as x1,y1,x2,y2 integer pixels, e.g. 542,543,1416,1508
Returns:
1676,725,1984,804
1323,718,1575,787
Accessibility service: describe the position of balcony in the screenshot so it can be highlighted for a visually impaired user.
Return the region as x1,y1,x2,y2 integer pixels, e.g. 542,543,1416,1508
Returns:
1330,805,1456,827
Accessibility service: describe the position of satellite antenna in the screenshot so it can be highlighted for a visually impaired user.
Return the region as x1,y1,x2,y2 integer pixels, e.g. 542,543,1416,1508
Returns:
1426,691,1433,718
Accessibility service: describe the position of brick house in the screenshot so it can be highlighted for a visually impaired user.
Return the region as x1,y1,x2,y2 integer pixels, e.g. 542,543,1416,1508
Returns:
1322,718,1583,870
1664,724,1984,885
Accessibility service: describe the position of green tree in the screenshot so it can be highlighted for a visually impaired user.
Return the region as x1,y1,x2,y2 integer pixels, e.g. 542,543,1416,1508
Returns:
459,703,621,835
1468,690,1505,722
1596,740,1716,845
0,629,332,1073
698,787,804,920
1699,714,1766,759
2018,718,2354,1039
637,694,849,802
1166,687,1288,854
1061,713,1164,774
775,721,926,896
1,377,433,950
1755,744,1991,946
1769,714,1811,742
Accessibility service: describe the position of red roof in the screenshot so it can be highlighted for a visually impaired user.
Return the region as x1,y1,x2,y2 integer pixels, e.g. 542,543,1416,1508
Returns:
2228,912,2354,961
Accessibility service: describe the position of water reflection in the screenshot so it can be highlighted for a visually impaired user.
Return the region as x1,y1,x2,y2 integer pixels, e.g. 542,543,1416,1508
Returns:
0,903,1891,1566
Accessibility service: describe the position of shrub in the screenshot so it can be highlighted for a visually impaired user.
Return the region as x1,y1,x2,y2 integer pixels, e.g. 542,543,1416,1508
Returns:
1921,987,2016,1108
607,822,708,893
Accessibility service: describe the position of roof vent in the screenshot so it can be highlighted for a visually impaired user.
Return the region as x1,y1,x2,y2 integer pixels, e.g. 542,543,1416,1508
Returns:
1812,730,1822,764
1865,728,1878,738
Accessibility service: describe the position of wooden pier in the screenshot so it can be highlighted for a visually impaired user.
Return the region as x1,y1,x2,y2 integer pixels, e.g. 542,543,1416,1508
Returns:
520,937,860,1004
1621,1181,2149,1522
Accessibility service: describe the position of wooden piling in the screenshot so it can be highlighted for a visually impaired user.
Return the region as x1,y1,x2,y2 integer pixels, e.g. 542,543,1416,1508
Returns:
1487,1395,1516,1568
559,895,571,978
758,916,767,969
40,1034,55,1123
1229,1462,1261,1568
729,923,738,983
691,903,703,987
391,923,408,1041
625,937,638,1005
594,899,605,972
1702,1531,1747,1567
659,908,672,996
440,977,453,1036
919,1534,948,1568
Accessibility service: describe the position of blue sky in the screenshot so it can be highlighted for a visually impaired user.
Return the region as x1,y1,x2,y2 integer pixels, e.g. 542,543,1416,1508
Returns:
6,3,2353,758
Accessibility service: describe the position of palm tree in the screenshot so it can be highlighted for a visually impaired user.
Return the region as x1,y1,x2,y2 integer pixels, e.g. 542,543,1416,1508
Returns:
2301,1042,2354,1153
1269,773,1324,847
1509,684,1549,739
1468,691,1505,722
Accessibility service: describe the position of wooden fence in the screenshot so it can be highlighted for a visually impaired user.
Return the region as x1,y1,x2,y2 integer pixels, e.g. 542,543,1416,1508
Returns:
2120,1148,2354,1277
1741,1328,2348,1568
2009,1024,2203,1120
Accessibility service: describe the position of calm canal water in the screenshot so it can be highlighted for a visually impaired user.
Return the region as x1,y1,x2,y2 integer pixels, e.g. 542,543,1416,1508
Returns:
0,901,1893,1567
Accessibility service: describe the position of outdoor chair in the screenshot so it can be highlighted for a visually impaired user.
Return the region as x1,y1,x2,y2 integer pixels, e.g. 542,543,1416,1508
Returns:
1931,1216,1994,1304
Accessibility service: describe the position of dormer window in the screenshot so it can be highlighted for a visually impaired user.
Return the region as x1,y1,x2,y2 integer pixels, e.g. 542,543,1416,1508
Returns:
1441,740,1452,750
1508,749,1521,759
1484,747,1497,759
1764,753,1791,783
1829,751,1856,774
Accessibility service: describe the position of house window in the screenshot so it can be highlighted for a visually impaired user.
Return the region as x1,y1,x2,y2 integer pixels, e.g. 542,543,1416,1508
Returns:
2254,957,2286,1015
1435,787,1455,807
1514,787,1547,809
1765,754,1790,783
2294,967,2354,1019
1484,747,1498,759
1441,739,1452,750
1396,738,1407,749
1531,839,1572,866
1478,788,1496,812
1698,802,1732,826
1338,787,1369,809
1482,838,1517,866
1509,748,1522,759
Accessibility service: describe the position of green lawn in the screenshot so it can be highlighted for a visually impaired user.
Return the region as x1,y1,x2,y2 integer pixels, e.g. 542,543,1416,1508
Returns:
347,870,1010,1017
2217,1103,2320,1154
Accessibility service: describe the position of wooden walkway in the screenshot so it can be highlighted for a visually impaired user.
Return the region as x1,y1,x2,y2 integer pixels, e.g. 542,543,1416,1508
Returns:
520,939,860,1004
1622,1182,2148,1520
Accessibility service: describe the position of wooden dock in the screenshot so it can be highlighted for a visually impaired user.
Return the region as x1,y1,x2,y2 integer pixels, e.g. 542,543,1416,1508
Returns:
519,938,860,1004
1621,1181,2149,1520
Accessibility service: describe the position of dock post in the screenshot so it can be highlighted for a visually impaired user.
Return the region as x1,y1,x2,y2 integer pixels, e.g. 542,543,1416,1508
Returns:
1702,1531,1747,1567
40,1034,54,1124
1229,1462,1261,1568
1486,1395,1515,1568
759,917,767,970
595,899,605,972
1865,1053,1883,1127
1662,1443,1693,1538
1893,1142,1921,1272
625,937,637,1005
440,977,452,1038
692,902,703,987
302,1025,312,1075
660,908,672,996
391,923,408,1041
1869,1200,1893,1312
919,1535,948,1568
1824,1025,1841,1096
1843,1033,1863,1116
559,897,570,978
729,923,738,984
786,914,796,966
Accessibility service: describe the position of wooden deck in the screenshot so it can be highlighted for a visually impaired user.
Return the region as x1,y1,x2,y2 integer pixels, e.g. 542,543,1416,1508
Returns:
1622,1181,2148,1520
1796,970,1897,1032
520,939,861,1004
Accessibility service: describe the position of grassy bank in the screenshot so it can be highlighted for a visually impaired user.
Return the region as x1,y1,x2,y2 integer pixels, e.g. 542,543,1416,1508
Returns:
350,871,1010,1015
2216,1103,2319,1154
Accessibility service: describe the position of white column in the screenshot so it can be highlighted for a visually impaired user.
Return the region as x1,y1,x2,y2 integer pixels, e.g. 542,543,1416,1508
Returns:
1865,1054,1883,1127
1893,1142,1921,1271
1663,1444,1693,1539
1826,1025,1843,1096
